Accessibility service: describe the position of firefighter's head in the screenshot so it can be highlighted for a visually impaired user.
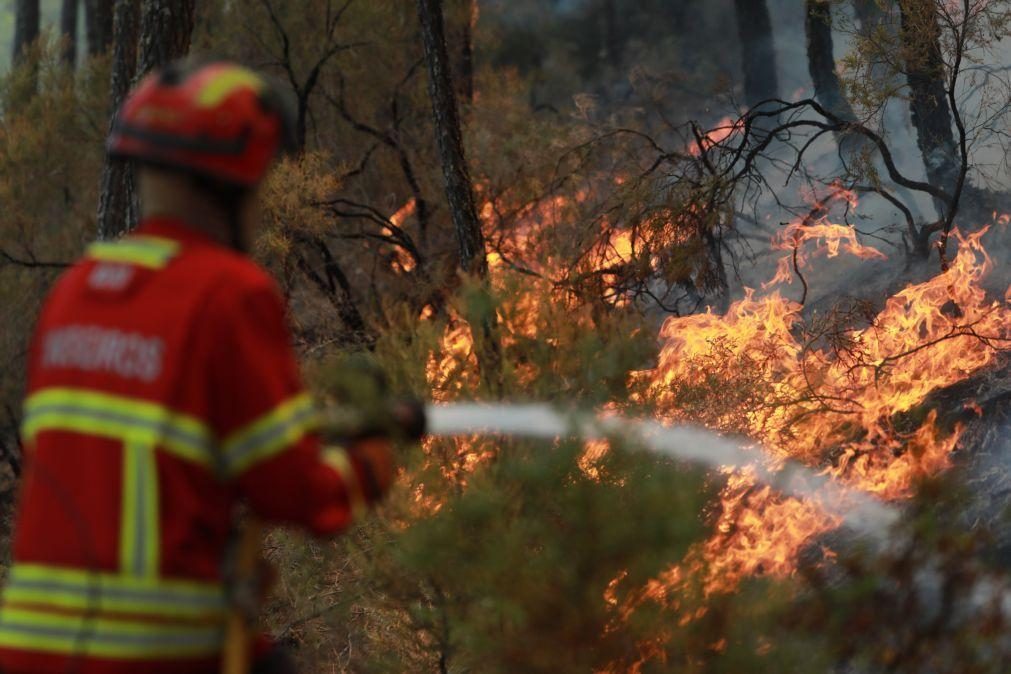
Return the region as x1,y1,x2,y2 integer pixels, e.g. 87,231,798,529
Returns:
108,60,296,251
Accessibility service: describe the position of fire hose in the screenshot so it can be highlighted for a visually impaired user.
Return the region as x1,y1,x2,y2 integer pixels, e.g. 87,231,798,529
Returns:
222,401,901,674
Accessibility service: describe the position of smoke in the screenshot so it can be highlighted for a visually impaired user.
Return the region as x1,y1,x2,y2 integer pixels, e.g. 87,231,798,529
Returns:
727,0,1011,308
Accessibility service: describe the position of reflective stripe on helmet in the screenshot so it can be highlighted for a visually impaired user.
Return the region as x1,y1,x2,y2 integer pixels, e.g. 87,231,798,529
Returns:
86,236,180,269
221,392,317,476
0,605,224,659
3,563,227,620
22,388,216,470
195,66,265,107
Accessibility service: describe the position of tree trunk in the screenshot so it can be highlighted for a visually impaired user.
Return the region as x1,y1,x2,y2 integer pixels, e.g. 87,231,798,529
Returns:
805,0,863,156
805,1,855,120
97,0,196,239
60,0,79,67
416,0,500,393
96,0,140,240
898,0,958,216
12,0,40,65
85,0,113,56
416,0,487,278
136,0,196,74
459,0,476,104
732,0,779,106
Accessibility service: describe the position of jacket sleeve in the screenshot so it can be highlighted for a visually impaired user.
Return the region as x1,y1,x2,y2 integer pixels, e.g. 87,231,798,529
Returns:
203,275,378,535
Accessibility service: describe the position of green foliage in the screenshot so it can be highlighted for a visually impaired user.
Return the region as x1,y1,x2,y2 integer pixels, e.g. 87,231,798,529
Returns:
0,40,107,479
378,440,712,672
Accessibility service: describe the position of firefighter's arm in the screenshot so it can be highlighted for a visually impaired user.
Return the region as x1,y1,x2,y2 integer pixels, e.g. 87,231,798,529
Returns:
204,276,409,534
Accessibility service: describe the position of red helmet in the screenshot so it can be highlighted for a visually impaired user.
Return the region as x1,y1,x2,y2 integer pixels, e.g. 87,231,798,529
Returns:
107,61,295,187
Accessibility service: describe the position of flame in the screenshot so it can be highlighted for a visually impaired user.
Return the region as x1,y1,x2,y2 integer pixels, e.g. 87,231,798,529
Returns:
766,220,886,288
416,166,1009,667
622,225,1010,618
689,116,741,157
383,199,418,273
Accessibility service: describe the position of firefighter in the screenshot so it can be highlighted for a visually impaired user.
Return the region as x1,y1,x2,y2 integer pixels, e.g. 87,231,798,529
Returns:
0,61,423,674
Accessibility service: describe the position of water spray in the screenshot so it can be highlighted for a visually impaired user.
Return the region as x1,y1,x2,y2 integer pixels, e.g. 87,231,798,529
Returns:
424,402,900,540
426,403,1011,623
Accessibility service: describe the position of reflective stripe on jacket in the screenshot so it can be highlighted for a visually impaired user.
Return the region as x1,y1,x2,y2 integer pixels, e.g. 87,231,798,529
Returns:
0,218,370,673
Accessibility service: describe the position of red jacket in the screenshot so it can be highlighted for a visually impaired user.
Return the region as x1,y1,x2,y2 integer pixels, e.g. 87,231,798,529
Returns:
0,218,374,673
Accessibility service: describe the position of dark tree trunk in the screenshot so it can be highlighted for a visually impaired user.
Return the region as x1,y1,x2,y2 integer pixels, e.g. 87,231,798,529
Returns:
136,0,195,74
60,0,79,67
732,0,779,106
96,0,140,240
805,0,864,157
416,0,500,393
13,0,40,65
97,0,196,239
898,0,958,215
85,0,114,56
459,0,476,104
805,1,855,121
416,0,487,278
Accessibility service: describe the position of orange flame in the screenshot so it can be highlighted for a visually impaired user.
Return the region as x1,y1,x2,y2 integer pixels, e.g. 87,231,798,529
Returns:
419,175,1009,667
383,199,418,273
625,225,1009,614
689,116,741,157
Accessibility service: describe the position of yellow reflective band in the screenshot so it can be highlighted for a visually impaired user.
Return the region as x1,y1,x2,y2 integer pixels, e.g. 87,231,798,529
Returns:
23,388,216,470
120,441,160,578
222,393,317,476
322,447,366,520
196,66,265,107
0,605,223,659
86,236,180,269
3,563,227,620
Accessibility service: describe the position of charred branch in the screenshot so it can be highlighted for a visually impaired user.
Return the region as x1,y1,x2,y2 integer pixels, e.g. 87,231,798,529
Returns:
327,63,433,239
292,233,375,348
0,248,70,270
694,97,963,258
322,197,426,272
259,0,362,151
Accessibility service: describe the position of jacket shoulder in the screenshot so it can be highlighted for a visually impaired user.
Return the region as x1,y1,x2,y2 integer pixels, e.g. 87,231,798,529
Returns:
181,245,283,302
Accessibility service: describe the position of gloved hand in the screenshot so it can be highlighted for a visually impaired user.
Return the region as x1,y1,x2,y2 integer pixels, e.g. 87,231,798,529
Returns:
387,396,427,443
316,353,426,443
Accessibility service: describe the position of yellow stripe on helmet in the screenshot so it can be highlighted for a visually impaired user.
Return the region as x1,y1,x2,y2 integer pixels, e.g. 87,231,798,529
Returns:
195,66,265,108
